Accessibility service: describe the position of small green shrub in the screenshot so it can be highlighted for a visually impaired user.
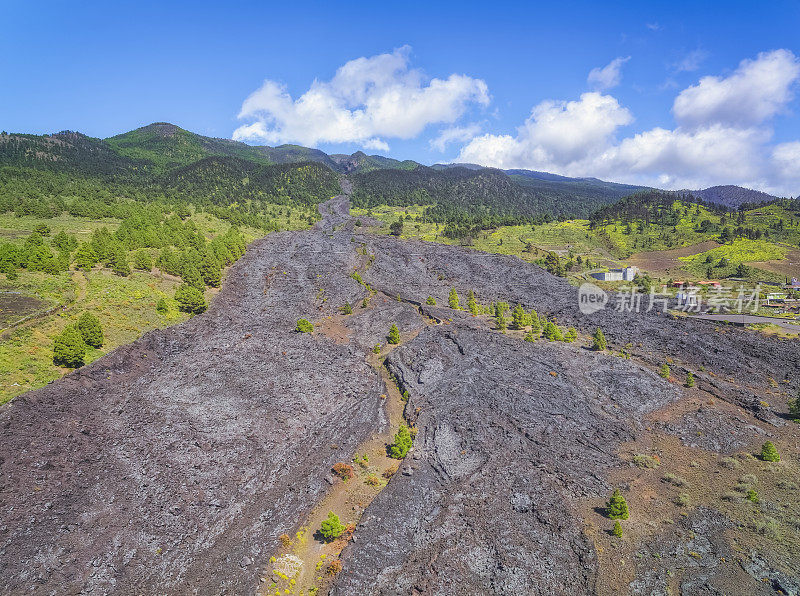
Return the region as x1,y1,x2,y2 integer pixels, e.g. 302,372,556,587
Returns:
760,441,780,462
592,328,606,351
746,489,760,503
686,372,695,388
156,298,169,314
319,512,345,542
295,318,314,333
387,324,400,345
341,301,353,315
659,364,670,379
605,488,629,520
633,454,660,469
426,296,436,305
372,343,381,354
388,424,413,459
662,473,689,487
753,516,781,540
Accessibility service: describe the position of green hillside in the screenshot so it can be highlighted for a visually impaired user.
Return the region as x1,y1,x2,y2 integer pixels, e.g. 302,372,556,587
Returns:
106,122,273,172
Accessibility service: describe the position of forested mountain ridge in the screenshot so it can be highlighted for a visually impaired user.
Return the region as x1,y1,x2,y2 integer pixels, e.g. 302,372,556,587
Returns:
683,185,780,209
0,122,787,235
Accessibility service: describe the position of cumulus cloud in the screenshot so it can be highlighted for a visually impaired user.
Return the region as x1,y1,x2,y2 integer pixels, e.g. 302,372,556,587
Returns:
459,92,632,169
673,49,800,128
233,46,490,150
587,56,631,90
429,123,482,152
458,49,800,195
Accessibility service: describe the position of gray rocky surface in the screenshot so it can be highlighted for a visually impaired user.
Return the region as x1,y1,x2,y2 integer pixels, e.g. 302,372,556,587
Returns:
2,188,798,595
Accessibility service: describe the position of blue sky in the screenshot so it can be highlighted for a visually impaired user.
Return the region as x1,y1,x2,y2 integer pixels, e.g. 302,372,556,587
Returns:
2,0,799,194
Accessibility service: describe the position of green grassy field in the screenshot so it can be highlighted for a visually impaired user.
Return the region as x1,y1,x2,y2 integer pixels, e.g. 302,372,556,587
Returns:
357,203,798,285
353,205,602,261
0,207,308,404
679,239,787,281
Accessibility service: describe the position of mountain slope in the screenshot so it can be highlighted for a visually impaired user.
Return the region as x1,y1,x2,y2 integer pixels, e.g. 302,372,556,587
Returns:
106,122,273,172
685,185,780,208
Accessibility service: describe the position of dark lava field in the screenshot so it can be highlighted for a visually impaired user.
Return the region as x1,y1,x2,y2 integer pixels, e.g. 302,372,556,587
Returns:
1,189,799,595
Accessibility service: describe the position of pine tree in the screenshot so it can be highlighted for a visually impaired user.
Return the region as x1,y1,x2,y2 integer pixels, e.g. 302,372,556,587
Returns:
388,323,400,344
789,391,800,422
524,330,535,342
181,264,205,291
200,250,221,287
156,298,168,314
659,363,670,379
543,321,563,341
760,441,780,462
612,520,623,538
133,249,153,271
108,243,130,277
389,424,413,458
511,304,527,330
77,312,104,348
157,247,181,276
73,243,98,271
449,288,460,310
426,296,436,305
495,302,507,332
605,488,629,520
175,284,207,314
592,328,606,351
564,327,577,343
319,511,345,542
686,372,695,387
53,324,86,368
467,290,479,316
530,310,541,336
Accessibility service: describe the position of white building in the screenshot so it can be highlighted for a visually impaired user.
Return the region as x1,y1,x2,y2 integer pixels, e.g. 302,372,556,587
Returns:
591,266,639,282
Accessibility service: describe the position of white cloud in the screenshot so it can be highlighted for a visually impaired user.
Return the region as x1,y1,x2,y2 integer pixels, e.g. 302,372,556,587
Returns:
673,49,708,73
587,56,631,90
673,49,800,128
772,142,800,184
429,123,482,152
362,138,390,152
457,49,800,195
459,92,632,169
233,46,490,150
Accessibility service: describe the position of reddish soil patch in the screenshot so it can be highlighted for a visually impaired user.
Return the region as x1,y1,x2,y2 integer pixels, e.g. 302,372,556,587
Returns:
628,241,720,277
315,315,353,344
748,248,800,277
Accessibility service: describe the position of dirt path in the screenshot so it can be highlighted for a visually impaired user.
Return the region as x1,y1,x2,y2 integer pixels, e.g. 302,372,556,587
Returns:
257,328,413,595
